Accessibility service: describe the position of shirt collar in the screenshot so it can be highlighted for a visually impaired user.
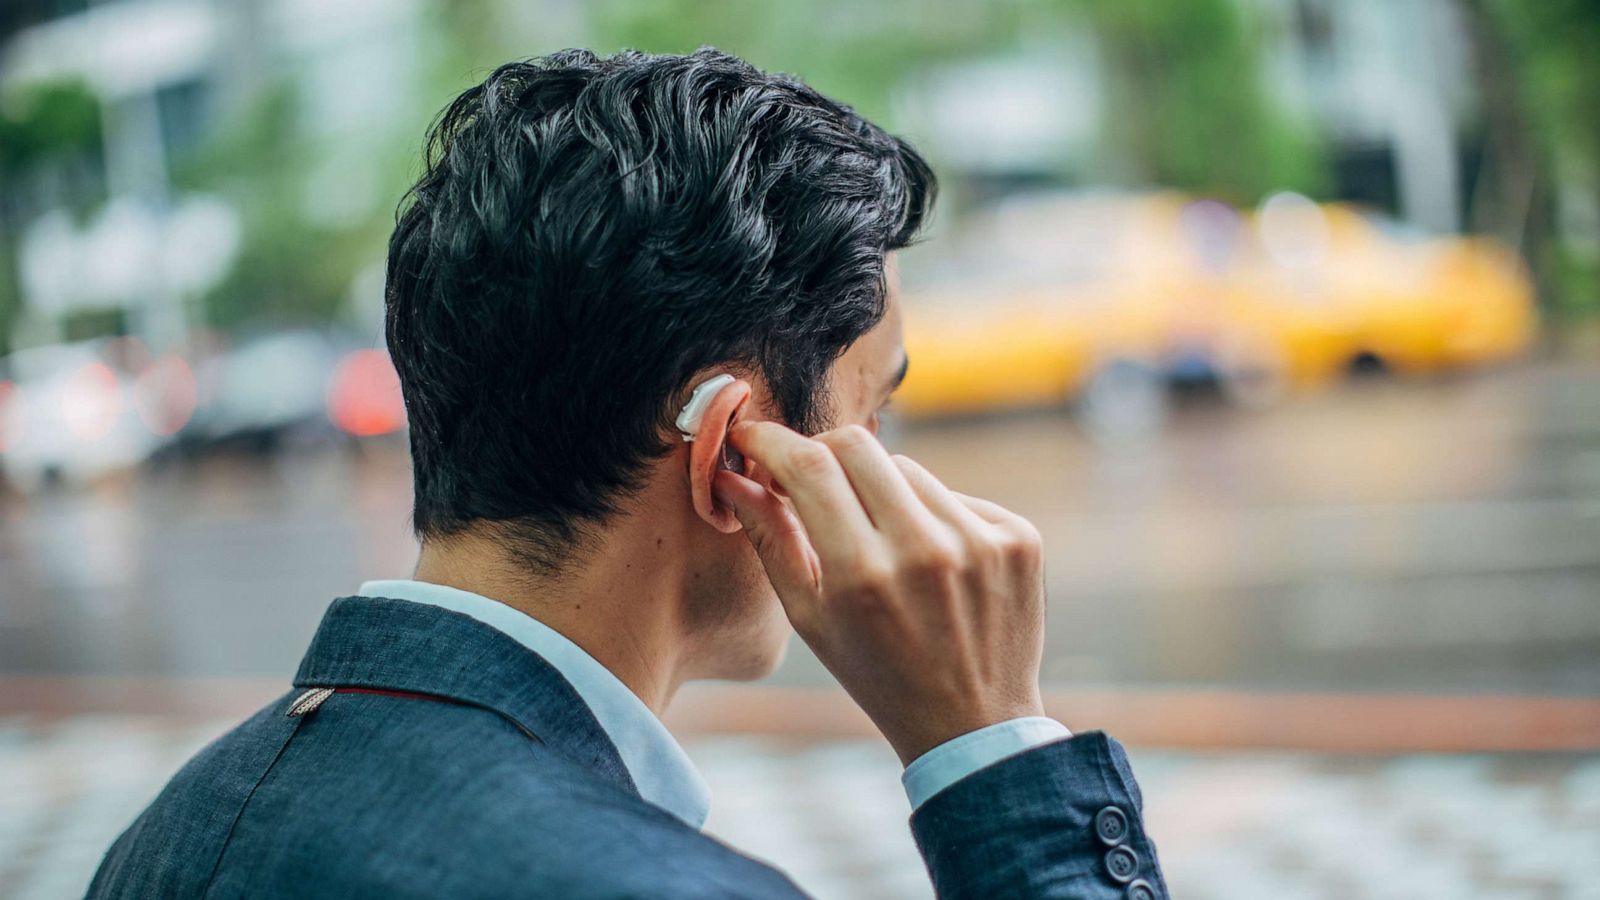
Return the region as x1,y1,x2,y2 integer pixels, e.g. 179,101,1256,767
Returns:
358,579,711,829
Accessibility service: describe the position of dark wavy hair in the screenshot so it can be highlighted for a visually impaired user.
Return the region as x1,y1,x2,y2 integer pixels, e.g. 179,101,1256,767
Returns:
386,47,936,570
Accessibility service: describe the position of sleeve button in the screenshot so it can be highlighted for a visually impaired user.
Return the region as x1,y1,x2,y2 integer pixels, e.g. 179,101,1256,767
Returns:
1094,805,1129,845
1126,878,1157,900
1104,845,1140,883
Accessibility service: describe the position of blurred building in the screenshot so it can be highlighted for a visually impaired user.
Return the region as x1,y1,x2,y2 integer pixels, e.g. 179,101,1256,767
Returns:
898,0,1482,237
1256,0,1474,235
0,0,430,351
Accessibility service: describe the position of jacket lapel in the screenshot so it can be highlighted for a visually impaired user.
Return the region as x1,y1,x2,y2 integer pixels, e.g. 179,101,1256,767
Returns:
292,595,638,797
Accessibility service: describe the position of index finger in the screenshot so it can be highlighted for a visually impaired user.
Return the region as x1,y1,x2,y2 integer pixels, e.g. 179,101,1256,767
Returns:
728,421,876,563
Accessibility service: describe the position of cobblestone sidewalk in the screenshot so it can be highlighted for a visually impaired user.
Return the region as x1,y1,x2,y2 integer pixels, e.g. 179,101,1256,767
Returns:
2,716,1596,899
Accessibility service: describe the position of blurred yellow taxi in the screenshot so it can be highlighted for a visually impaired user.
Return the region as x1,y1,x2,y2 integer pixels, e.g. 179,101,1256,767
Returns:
894,191,1536,422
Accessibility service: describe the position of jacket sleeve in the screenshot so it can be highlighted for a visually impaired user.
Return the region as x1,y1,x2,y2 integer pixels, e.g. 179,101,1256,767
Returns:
908,731,1168,900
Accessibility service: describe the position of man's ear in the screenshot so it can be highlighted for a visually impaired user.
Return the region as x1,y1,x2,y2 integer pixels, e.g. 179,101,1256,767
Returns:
687,378,751,534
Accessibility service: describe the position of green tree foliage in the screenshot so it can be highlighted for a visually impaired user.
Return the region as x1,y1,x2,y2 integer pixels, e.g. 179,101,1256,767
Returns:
581,0,1010,125
0,80,101,176
0,80,103,353
588,0,1321,200
1486,0,1600,180
172,85,351,328
1480,0,1600,311
173,0,533,332
1082,0,1324,201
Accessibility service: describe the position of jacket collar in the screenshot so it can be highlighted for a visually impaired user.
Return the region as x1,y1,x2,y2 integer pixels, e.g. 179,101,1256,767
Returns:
293,595,637,798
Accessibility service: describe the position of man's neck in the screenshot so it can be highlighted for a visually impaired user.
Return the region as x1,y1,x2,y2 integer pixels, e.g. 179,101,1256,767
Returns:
411,511,695,715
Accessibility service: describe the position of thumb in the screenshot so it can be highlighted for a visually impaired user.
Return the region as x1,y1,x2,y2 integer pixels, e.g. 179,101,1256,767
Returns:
713,469,822,604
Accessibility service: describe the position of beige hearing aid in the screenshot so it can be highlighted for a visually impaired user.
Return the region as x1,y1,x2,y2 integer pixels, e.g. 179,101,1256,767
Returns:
675,373,746,473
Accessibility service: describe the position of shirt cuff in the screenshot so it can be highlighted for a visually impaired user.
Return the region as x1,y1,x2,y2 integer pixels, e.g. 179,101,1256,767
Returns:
901,716,1073,810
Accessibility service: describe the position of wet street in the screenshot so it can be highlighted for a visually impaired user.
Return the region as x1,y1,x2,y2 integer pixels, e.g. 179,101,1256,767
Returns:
2,358,1599,698
909,360,1600,698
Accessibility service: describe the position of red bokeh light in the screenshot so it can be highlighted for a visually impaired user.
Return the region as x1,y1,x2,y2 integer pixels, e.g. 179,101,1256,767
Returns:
135,355,200,437
62,362,124,442
328,349,406,437
0,380,21,452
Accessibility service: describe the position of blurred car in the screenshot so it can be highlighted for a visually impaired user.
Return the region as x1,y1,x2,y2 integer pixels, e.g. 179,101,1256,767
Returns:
893,191,1537,427
0,339,180,491
171,329,407,457
179,328,352,455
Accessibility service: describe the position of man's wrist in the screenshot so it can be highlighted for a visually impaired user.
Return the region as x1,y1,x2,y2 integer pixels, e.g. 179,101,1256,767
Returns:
901,716,1073,809
885,696,1049,766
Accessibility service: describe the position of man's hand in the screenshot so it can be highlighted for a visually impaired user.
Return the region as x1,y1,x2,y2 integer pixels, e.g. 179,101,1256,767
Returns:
713,421,1048,766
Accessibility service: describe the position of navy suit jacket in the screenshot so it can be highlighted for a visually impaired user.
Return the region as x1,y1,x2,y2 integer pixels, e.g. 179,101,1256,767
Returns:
89,596,1167,898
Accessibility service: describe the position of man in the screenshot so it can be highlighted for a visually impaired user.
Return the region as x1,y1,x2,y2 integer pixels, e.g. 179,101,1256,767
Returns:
90,48,1165,898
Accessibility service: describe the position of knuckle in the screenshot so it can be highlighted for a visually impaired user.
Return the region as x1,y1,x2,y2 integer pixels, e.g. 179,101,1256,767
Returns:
786,441,838,478
965,531,1002,564
819,424,878,454
844,558,896,598
1000,521,1043,563
1015,516,1044,546
908,536,964,576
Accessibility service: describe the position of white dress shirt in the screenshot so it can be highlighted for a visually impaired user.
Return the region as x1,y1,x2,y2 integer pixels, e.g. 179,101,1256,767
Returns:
358,579,1070,826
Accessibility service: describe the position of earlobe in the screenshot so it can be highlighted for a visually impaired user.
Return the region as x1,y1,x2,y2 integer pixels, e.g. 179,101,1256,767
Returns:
685,377,751,533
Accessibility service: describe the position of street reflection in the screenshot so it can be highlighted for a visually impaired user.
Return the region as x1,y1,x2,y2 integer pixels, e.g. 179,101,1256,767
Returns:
4,357,1595,697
